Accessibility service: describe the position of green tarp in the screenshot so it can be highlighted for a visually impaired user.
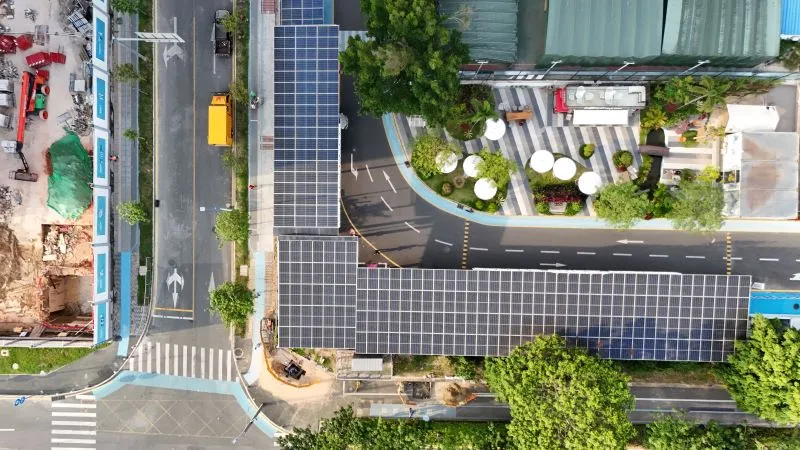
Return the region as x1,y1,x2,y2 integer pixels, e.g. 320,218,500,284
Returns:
439,0,519,63
47,132,92,220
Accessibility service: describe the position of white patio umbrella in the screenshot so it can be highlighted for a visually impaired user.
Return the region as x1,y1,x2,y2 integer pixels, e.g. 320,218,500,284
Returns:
553,157,577,181
578,171,603,195
529,150,555,173
484,118,507,141
462,154,483,178
474,177,498,200
436,150,459,174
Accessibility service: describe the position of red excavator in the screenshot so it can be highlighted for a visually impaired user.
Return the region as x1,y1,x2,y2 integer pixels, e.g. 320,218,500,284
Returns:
10,70,48,182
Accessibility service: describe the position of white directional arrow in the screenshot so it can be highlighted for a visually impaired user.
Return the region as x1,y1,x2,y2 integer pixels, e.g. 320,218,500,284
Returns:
539,262,566,268
350,153,358,179
166,268,184,308
616,239,644,244
208,272,216,293
383,170,397,193
791,273,800,281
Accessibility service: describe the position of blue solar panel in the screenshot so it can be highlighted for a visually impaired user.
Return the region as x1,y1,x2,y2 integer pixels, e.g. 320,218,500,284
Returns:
280,0,324,25
274,25,340,232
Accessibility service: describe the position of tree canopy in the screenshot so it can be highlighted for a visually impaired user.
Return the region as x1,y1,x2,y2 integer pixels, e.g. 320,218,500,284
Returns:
411,134,455,179
339,0,469,126
670,177,724,232
484,335,635,450
645,416,753,450
111,0,147,14
594,181,650,229
208,281,254,329
716,315,800,424
117,201,149,225
476,149,514,187
113,63,140,82
214,209,249,244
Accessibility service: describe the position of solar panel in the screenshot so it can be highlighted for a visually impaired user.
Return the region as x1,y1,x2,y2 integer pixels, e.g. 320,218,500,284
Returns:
274,25,340,234
280,0,324,25
355,269,751,361
277,236,358,349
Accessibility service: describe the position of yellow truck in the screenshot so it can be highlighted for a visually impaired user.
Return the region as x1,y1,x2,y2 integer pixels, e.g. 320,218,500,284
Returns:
208,93,233,146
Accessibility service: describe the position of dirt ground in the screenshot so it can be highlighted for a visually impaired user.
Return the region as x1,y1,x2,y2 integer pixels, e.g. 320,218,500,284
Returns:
0,0,93,326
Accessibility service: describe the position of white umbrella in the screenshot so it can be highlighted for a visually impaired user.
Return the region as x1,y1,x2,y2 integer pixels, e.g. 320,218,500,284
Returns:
474,177,498,200
462,154,483,178
578,171,603,195
553,158,577,181
529,150,555,173
436,150,459,174
484,118,506,141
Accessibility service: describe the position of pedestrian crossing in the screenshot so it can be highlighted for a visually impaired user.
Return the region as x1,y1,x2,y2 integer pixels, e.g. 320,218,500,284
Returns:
128,340,236,381
51,394,96,450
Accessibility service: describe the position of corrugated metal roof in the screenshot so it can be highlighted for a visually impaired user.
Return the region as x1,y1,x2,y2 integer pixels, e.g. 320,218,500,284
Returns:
439,0,518,63
782,0,800,37
541,0,664,67
660,0,781,67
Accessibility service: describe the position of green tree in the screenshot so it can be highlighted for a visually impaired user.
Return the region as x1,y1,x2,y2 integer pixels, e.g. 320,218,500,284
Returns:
112,63,140,82
219,10,248,43
779,40,800,71
645,415,753,450
411,134,454,179
476,149,514,187
117,201,149,225
594,181,649,229
278,406,368,449
208,281,254,329
641,106,667,129
485,335,634,450
111,0,146,14
670,178,724,232
123,129,140,141
698,165,720,183
221,149,247,177
465,98,499,132
716,315,800,424
683,76,733,114
229,79,249,104
339,0,469,126
214,209,249,244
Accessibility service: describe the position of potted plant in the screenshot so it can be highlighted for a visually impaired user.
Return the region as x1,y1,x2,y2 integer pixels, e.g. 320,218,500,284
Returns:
612,150,634,172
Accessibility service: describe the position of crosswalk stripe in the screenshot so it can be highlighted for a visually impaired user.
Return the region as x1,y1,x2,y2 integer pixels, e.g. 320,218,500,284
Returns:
136,341,144,372
227,350,233,381
52,412,96,418
74,394,95,401
52,403,96,409
209,348,215,380
155,342,161,373
191,346,197,378
201,347,206,379
218,349,223,381
183,345,188,377
165,342,170,375
51,438,96,444
50,447,96,450
174,344,179,376
52,421,96,427
147,341,152,372
52,430,96,435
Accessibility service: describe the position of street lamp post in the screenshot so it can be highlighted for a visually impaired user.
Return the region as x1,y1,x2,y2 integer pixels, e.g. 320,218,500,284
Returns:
472,59,489,79
231,402,267,444
537,60,563,80
599,60,635,82
679,59,711,76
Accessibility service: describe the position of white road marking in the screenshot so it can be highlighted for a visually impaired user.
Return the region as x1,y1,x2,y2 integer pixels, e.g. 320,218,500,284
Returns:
52,403,96,409
75,395,94,401
183,345,188,377
165,342,170,375
350,154,358,179
51,421,95,427
726,257,743,261
435,239,453,247
135,343,143,372
613,253,632,257
469,247,488,251
576,251,595,255
380,196,394,212
540,250,560,254
52,430,96,436
209,348,215,380
365,164,374,182
686,255,706,259
505,249,524,253
156,342,161,373
147,341,153,372
404,221,420,233
218,349,224,381
0,429,13,431
759,258,780,262
51,438,96,444
649,254,669,258
51,412,96,418
174,344,179,376
796,259,800,262
227,350,233,381
191,346,197,378
201,347,206,379
383,170,397,193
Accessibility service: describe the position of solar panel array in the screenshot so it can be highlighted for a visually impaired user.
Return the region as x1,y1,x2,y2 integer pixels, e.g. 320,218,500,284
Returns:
280,0,324,25
274,25,340,233
277,236,358,349
355,269,751,361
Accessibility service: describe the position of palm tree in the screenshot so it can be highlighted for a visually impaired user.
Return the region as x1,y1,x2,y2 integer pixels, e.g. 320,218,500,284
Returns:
448,4,475,32
683,77,732,113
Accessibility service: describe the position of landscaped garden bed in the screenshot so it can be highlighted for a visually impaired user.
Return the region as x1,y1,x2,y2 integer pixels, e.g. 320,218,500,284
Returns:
526,154,587,216
444,85,497,141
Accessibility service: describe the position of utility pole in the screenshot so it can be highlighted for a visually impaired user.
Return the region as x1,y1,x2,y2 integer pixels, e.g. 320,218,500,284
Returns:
231,402,267,444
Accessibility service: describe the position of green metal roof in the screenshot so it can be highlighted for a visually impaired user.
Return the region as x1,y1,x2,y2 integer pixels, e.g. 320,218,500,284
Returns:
541,0,664,67
439,0,519,63
660,0,781,67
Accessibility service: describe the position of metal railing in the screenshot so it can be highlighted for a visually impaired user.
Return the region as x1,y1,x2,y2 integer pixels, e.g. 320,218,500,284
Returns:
460,67,800,83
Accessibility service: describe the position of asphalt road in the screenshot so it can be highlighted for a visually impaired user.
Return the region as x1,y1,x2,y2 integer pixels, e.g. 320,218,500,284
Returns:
153,0,232,336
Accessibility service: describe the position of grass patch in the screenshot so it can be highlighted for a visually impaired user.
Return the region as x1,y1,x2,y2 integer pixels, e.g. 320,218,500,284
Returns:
420,164,507,212
0,346,105,374
291,348,334,372
616,361,721,384
393,355,458,376
136,2,154,305
232,0,250,283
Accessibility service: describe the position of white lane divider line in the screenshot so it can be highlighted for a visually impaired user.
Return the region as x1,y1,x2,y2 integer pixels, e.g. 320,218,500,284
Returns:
505,249,524,253
404,221,420,233
435,239,453,247
380,196,394,212
686,255,706,259
576,251,596,255
540,250,560,254
469,247,489,251
75,395,95,401
51,412,96,418
365,164,374,182
52,403,96,409
759,258,780,262
51,421,96,427
649,254,669,258
613,253,632,257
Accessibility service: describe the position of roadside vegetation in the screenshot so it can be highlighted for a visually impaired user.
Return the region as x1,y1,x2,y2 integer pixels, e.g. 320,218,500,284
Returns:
208,281,254,330
616,361,720,384
0,346,104,374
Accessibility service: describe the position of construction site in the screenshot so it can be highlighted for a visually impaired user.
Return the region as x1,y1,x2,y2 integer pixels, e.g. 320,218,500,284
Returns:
0,0,99,345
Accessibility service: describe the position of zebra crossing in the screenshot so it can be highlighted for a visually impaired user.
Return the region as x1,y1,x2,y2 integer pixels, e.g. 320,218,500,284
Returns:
128,340,236,381
51,394,96,450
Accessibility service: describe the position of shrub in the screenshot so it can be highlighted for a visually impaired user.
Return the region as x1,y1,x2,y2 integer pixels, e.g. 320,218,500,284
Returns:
579,144,595,159
535,201,551,215
474,199,486,211
117,201,149,225
476,149,514,187
412,135,453,180
564,202,582,216
486,202,498,213
440,182,453,196
679,169,696,183
641,106,667,129
453,175,466,188
612,150,634,170
536,184,582,203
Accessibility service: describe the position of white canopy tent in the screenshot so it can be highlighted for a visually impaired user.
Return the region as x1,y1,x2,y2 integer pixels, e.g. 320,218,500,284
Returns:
529,150,555,173
463,154,482,177
553,158,577,181
578,171,602,195
474,178,498,200
484,118,507,141
725,104,780,133
436,150,459,174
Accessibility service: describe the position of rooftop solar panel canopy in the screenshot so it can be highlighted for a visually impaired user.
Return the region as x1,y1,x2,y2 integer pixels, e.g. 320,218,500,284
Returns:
355,268,751,361
280,0,324,25
274,25,340,235
277,236,358,349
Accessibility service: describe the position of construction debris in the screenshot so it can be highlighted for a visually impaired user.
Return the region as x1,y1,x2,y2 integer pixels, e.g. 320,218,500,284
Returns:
23,8,37,22
0,185,19,222
0,57,18,78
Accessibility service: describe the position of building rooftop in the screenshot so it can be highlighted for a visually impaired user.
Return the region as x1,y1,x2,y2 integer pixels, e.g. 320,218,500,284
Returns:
439,0,519,63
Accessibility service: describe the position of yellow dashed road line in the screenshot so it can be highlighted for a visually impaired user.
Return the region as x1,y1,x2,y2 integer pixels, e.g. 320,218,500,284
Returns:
462,222,470,269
